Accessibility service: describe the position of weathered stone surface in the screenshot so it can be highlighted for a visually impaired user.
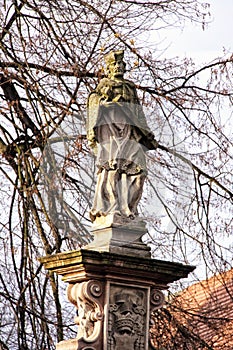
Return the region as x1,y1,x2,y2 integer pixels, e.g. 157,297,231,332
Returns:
87,50,157,228
39,249,195,349
67,280,104,342
108,284,148,349
39,249,195,285
86,222,151,258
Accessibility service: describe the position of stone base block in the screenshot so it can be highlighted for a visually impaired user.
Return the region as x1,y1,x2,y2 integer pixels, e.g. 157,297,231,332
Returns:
86,220,151,258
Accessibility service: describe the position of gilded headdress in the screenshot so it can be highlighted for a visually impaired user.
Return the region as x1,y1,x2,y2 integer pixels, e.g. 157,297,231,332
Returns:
104,50,125,66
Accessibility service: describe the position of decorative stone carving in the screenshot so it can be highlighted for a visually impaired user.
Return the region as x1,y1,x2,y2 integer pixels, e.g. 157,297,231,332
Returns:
67,280,104,343
87,50,157,228
39,249,195,350
150,288,165,311
108,285,147,350
149,288,165,349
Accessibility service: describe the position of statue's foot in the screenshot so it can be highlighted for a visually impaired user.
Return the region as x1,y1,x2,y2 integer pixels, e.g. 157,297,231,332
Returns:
120,210,135,220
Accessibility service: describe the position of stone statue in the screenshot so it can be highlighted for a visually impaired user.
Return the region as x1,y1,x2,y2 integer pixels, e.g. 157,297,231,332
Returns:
87,50,157,227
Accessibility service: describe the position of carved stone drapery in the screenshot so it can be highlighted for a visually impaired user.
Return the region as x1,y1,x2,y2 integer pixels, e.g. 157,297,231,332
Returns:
87,50,157,229
67,280,104,343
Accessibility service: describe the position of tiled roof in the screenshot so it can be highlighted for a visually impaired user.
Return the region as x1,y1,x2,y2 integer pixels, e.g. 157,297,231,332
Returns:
150,268,233,349
173,268,233,348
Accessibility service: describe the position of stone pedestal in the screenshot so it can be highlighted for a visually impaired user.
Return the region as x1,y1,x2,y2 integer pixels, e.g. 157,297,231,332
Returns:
39,249,195,350
86,220,151,258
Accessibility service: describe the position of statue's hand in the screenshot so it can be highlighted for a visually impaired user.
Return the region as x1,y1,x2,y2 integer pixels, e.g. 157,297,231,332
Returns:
100,86,113,101
112,94,125,102
101,94,125,105
88,138,97,148
143,131,158,150
147,131,155,141
87,130,98,153
88,139,98,155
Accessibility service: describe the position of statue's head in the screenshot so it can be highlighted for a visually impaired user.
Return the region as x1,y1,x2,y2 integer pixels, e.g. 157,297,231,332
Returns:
105,50,126,79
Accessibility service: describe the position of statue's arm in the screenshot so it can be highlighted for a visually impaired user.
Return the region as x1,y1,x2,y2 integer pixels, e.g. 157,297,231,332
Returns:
133,87,153,133
86,91,101,153
132,84,158,150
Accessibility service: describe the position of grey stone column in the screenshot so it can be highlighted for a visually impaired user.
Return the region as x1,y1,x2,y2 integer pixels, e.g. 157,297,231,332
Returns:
39,249,194,350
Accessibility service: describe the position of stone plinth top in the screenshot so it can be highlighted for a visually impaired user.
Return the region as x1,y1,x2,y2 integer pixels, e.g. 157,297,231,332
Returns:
39,249,195,287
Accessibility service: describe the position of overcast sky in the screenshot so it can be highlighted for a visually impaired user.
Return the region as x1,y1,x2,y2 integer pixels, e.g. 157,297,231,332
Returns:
161,0,233,62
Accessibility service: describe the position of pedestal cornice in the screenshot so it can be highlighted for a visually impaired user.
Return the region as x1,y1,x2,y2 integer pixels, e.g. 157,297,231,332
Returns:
39,249,195,287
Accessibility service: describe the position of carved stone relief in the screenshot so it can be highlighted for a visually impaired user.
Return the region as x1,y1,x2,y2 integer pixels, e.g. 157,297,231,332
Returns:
108,285,148,350
150,288,165,311
67,280,104,343
149,288,165,349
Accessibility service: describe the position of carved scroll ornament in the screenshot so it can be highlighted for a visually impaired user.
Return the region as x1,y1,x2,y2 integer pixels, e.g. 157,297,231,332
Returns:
149,288,165,349
67,280,104,343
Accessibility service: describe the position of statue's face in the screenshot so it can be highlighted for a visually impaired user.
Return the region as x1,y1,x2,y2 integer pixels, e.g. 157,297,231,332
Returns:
108,59,125,78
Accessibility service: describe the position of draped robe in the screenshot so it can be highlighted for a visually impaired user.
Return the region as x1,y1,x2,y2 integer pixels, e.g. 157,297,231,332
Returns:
87,77,154,222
